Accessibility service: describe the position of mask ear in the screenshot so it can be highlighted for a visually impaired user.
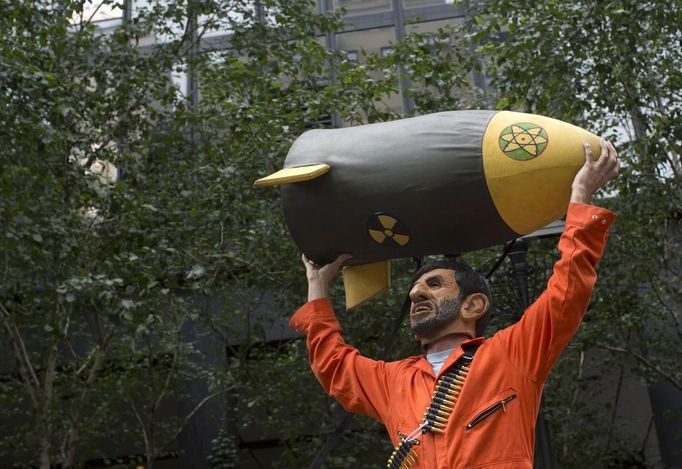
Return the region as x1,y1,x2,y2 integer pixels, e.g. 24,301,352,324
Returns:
460,293,489,321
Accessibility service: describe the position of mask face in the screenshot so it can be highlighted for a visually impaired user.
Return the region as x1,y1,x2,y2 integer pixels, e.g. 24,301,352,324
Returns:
410,295,462,338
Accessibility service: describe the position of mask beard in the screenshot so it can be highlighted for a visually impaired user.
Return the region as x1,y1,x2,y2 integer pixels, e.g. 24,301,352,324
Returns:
410,296,462,338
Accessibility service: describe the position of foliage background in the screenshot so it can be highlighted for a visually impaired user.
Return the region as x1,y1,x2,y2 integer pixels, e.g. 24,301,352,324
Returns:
0,0,679,467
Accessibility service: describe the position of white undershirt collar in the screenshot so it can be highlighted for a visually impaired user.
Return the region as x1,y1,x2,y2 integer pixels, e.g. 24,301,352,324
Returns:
426,347,455,375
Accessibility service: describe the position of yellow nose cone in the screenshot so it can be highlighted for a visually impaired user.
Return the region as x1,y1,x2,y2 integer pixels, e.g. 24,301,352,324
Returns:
482,111,601,235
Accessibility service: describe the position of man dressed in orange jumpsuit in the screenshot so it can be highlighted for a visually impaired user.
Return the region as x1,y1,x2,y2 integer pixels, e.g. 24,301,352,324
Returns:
290,140,619,468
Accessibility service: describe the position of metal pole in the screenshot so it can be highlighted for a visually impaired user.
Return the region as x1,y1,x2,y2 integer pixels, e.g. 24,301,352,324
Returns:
122,0,132,24
461,0,490,108
391,0,414,114
322,0,342,128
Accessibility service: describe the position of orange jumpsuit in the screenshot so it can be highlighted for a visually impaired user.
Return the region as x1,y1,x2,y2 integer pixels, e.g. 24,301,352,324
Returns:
289,203,615,468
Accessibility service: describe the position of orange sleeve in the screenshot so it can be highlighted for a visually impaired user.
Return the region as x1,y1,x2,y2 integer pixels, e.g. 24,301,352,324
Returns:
289,298,396,422
494,203,615,382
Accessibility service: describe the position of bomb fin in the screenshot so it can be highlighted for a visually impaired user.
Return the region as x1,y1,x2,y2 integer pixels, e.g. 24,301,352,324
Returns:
343,260,391,311
254,164,330,187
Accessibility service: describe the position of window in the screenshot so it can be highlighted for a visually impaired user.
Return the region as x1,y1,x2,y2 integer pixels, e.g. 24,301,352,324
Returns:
70,0,123,27
334,0,391,15
344,50,359,62
380,46,394,57
336,27,395,58
404,0,456,7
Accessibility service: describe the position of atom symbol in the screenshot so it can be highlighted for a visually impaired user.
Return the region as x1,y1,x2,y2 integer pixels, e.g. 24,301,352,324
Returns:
499,123,548,160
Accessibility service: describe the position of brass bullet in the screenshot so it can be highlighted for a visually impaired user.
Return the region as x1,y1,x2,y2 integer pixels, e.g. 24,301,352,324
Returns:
436,401,455,410
433,398,456,408
430,414,448,423
440,395,457,404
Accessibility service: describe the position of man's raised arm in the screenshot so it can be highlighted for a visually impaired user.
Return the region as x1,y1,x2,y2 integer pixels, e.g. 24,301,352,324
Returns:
495,138,620,382
290,254,397,422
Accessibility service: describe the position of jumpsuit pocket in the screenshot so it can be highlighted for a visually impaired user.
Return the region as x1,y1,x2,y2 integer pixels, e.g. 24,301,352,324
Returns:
466,391,517,430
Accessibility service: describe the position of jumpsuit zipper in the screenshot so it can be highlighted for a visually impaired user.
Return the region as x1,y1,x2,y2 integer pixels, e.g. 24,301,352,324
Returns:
466,394,517,429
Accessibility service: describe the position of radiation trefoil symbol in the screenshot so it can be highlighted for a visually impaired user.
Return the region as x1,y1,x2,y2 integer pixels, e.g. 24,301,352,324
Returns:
499,123,548,160
367,213,410,247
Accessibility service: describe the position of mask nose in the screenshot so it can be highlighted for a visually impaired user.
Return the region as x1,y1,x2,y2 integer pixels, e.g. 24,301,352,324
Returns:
409,281,428,303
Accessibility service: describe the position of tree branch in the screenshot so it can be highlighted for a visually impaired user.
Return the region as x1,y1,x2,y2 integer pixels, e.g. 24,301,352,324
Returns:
597,344,681,390
165,390,227,446
129,397,152,465
63,332,113,468
0,303,40,408
150,326,183,433
647,276,682,341
39,336,59,469
2,247,7,284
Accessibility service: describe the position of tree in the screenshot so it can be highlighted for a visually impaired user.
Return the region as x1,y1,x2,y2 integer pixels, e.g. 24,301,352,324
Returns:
1,0,679,467
0,0,404,466
462,0,682,465
0,0,241,465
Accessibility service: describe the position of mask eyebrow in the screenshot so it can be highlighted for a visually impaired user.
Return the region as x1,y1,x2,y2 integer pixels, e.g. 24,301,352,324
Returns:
424,274,445,285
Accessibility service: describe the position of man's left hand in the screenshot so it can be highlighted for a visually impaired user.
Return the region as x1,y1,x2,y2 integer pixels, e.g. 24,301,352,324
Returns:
570,138,620,204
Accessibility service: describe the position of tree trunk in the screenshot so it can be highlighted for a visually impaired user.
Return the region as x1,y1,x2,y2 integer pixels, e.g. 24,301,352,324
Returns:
39,340,59,468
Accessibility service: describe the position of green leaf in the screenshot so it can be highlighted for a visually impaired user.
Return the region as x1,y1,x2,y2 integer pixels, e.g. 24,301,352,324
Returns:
186,265,206,279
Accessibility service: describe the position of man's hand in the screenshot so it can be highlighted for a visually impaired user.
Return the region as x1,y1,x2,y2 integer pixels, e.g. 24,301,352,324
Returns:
303,253,352,302
570,138,620,204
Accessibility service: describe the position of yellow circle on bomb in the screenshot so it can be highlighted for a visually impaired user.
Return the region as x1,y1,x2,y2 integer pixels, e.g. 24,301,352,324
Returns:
483,111,601,234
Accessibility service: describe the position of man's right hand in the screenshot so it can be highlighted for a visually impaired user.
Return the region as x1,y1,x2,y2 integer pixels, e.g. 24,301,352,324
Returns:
303,253,352,302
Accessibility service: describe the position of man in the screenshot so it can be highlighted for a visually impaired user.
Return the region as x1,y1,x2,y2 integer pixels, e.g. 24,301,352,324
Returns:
290,140,619,468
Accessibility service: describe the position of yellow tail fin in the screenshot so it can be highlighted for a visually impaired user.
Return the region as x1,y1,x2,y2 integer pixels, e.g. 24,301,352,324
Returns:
253,164,330,187
343,261,391,311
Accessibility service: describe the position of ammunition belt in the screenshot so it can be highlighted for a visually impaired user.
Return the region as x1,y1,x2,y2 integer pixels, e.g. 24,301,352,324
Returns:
386,346,478,469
